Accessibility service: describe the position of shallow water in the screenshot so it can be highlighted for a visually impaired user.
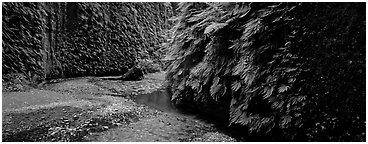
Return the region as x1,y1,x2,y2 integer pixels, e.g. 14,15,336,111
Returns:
134,89,179,114
134,89,245,141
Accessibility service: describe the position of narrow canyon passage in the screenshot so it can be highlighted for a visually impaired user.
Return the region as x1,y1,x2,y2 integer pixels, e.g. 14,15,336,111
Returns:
2,2,365,142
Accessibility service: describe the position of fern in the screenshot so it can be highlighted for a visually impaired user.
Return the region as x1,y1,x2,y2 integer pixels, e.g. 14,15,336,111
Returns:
166,2,365,141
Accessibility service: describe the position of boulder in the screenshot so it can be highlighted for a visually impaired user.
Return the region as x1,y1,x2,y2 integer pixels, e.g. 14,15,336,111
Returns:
120,66,144,81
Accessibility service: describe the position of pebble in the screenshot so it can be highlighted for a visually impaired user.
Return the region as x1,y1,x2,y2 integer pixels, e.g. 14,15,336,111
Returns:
115,123,122,126
73,115,79,120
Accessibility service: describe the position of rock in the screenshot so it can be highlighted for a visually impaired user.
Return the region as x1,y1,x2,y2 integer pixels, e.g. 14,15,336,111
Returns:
73,115,79,120
114,123,122,126
120,66,144,81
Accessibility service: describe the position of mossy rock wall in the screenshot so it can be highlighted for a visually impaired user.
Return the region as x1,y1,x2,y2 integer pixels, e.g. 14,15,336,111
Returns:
2,2,173,81
3,3,45,81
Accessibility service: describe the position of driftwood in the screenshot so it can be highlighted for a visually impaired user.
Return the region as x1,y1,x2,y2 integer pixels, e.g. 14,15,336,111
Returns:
102,66,144,81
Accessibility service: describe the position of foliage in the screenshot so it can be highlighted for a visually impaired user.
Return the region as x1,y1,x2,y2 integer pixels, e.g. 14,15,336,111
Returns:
2,73,33,92
166,2,365,141
2,2,45,81
56,2,173,77
138,59,162,74
3,2,173,81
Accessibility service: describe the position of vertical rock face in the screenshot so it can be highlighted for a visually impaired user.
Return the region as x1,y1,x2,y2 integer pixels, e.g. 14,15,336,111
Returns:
2,2,174,82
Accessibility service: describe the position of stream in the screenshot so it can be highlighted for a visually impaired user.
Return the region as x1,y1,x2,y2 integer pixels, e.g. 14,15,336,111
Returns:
133,89,242,141
86,88,238,142
135,89,179,114
2,74,238,142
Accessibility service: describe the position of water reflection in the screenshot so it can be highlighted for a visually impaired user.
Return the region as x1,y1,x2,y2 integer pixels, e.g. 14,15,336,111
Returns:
134,89,242,141
134,89,179,113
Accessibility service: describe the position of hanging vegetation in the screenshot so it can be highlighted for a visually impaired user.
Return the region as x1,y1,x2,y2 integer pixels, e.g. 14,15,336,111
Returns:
166,2,365,141
54,2,173,77
2,2,173,81
2,2,45,81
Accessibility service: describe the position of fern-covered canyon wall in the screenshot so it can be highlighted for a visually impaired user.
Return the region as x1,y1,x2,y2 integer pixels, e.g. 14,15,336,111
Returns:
166,2,365,141
3,2,173,82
